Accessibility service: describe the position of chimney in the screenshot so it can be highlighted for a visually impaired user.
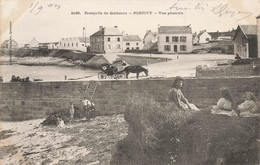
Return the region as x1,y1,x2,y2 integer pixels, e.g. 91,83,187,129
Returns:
114,26,118,28
99,26,103,31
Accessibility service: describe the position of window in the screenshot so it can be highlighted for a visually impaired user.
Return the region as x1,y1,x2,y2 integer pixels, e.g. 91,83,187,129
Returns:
117,45,121,49
117,38,120,42
82,44,84,46
64,43,65,47
166,36,169,42
180,45,187,51
107,45,111,49
76,43,78,47
72,43,73,47
108,38,110,42
126,47,130,50
206,38,209,41
136,47,139,50
68,43,69,46
164,45,171,51
180,36,187,42
136,42,139,46
126,42,130,46
172,36,179,42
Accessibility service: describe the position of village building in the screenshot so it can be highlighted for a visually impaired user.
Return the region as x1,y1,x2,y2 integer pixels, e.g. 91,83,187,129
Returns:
208,29,236,41
198,30,211,43
29,38,40,48
143,30,158,50
233,25,257,59
122,35,143,52
1,39,18,48
192,32,199,45
90,26,123,54
157,26,193,53
47,42,59,49
58,37,90,52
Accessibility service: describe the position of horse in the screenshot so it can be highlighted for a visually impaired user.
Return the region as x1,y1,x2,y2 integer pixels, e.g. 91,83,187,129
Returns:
123,66,149,79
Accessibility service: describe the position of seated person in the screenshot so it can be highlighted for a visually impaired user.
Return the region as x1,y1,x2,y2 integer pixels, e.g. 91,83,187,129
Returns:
237,91,259,117
167,76,199,111
211,87,238,116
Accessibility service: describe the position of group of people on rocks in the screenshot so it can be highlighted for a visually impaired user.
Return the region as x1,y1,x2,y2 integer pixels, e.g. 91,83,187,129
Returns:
167,76,259,117
10,75,31,82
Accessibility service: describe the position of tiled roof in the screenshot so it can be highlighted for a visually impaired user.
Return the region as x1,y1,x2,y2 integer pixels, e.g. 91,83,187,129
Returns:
123,35,142,41
208,29,236,39
197,31,205,38
78,37,90,43
143,31,157,40
158,26,192,34
104,27,122,36
91,27,122,37
1,39,18,45
239,25,257,35
91,30,104,36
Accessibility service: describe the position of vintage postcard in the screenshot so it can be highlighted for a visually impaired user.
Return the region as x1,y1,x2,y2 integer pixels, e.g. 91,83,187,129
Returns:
0,0,260,164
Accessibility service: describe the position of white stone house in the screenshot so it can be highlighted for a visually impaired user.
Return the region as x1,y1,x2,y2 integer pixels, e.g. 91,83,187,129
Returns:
29,38,40,48
158,26,193,53
58,37,90,52
123,35,143,51
198,30,211,43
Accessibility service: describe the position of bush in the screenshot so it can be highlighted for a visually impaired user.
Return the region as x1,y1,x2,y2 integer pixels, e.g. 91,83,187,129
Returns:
111,94,193,165
111,95,259,165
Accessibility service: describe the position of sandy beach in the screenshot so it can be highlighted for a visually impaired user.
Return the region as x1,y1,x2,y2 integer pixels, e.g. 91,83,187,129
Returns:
0,114,128,165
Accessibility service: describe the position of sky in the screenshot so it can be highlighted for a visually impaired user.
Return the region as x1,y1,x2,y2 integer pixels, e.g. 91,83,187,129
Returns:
1,0,260,46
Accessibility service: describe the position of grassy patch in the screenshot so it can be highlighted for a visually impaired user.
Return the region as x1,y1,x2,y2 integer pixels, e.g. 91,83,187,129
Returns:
111,95,259,165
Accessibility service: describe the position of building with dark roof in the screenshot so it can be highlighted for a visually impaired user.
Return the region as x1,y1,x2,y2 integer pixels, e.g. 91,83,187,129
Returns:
90,26,123,54
1,39,18,48
158,26,192,53
122,35,143,51
58,37,90,52
233,25,257,58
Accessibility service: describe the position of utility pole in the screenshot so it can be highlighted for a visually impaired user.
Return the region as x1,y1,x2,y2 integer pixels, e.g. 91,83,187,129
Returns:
9,21,12,65
83,26,87,53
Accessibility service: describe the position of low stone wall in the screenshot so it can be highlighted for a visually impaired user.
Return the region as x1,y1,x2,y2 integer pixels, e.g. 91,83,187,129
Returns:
0,77,259,121
118,55,169,66
196,64,259,77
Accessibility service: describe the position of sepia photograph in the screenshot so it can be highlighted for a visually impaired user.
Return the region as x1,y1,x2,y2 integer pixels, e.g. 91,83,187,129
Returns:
0,0,260,164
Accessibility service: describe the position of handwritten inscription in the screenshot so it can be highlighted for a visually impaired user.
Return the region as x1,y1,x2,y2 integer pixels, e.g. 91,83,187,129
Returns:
30,1,61,15
211,3,252,21
168,1,253,21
